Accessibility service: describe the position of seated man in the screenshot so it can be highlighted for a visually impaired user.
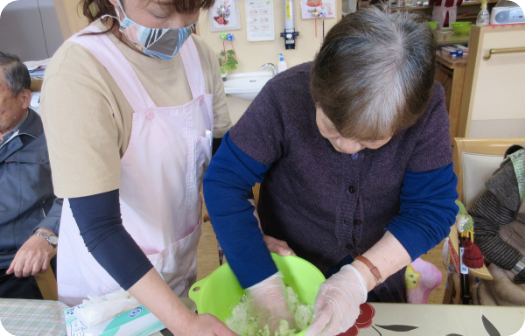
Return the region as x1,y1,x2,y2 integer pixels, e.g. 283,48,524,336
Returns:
0,51,62,299
469,143,525,306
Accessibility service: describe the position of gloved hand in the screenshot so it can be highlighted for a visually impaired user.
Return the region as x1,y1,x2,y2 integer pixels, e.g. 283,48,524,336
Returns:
248,272,296,334
305,265,368,336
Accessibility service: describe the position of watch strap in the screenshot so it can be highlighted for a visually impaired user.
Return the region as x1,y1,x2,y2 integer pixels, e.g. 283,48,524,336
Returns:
34,231,58,247
355,255,383,286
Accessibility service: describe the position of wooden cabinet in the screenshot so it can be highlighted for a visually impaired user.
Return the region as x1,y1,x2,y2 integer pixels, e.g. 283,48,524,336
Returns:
435,52,468,142
436,24,525,141
458,24,525,138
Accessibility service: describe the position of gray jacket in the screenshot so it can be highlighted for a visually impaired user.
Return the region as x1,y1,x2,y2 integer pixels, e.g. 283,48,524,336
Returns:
0,109,62,268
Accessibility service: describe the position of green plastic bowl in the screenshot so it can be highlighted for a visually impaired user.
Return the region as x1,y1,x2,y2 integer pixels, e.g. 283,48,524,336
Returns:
189,253,326,336
427,21,438,30
451,21,472,35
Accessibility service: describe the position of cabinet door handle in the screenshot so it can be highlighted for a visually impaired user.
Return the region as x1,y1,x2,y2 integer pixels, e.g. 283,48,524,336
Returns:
483,47,525,60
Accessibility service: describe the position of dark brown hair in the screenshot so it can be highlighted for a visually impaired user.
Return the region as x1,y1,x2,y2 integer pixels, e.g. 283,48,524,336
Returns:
310,6,436,141
81,0,214,33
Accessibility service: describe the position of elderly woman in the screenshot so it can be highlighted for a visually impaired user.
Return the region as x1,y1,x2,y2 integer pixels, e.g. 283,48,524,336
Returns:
204,7,458,336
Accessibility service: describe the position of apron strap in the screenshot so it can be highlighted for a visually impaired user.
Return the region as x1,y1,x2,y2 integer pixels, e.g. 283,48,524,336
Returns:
179,36,207,99
68,25,156,111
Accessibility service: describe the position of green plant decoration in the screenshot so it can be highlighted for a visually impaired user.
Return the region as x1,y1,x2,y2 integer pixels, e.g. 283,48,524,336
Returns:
220,49,238,74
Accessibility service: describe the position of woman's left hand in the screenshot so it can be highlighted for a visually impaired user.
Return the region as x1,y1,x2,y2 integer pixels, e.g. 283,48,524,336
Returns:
305,265,368,336
263,235,296,256
246,198,296,257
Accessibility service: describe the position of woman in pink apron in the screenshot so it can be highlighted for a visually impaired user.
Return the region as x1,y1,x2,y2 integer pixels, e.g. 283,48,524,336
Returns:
40,0,235,334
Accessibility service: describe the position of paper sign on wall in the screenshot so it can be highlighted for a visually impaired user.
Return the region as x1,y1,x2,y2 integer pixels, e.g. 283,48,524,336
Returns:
245,0,275,42
209,0,242,32
301,0,336,19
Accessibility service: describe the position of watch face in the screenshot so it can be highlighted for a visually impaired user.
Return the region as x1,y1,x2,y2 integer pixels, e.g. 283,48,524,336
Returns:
48,235,58,246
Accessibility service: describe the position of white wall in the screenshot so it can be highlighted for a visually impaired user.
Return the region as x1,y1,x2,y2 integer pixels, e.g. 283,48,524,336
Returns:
0,0,64,61
197,0,342,123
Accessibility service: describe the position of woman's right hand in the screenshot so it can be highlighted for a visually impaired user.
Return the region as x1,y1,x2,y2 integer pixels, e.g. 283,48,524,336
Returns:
128,269,239,336
181,313,240,336
248,273,295,334
305,265,368,336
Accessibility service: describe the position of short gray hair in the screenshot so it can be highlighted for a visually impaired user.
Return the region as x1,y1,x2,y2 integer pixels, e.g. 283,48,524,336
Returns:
310,6,436,141
0,52,31,97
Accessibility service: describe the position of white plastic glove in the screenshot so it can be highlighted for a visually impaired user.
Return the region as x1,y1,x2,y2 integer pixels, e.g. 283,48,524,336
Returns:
77,289,140,327
305,265,368,336
247,272,296,334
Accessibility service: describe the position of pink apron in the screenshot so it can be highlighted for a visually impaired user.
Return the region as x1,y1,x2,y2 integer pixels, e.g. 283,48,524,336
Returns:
57,26,213,306
432,0,459,29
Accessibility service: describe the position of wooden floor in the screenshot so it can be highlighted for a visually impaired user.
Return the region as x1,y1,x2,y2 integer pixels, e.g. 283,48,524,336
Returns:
197,208,448,305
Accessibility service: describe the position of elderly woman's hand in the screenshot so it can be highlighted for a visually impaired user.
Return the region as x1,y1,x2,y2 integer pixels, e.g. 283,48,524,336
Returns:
246,198,297,257
263,235,296,257
248,273,296,334
305,265,368,336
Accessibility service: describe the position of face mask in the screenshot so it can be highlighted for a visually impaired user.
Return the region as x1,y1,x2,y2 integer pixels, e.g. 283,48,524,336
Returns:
107,0,197,60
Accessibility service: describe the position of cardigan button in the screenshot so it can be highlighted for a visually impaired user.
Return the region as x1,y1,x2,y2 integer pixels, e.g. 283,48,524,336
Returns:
348,186,356,194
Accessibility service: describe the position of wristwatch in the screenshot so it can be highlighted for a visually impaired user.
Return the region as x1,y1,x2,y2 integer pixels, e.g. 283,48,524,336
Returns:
511,255,525,276
33,230,58,247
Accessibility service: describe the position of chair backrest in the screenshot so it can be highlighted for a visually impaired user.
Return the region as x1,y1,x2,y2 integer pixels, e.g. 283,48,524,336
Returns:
454,138,525,208
34,266,58,300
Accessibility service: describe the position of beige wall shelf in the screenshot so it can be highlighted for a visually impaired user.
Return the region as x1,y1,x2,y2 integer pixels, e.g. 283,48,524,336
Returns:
461,0,498,5
390,5,432,10
389,0,498,14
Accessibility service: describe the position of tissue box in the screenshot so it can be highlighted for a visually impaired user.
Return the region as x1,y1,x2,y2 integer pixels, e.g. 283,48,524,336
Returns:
455,45,469,56
441,46,464,58
441,47,457,58
65,304,165,336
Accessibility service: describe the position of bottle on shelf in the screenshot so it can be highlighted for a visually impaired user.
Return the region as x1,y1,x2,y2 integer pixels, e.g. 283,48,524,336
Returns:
277,53,287,73
476,0,490,26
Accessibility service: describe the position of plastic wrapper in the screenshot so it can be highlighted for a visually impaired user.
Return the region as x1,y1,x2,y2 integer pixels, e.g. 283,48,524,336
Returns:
76,289,140,328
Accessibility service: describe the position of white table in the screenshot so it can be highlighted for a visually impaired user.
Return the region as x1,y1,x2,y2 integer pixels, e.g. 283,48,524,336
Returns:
2,299,524,336
356,303,525,336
